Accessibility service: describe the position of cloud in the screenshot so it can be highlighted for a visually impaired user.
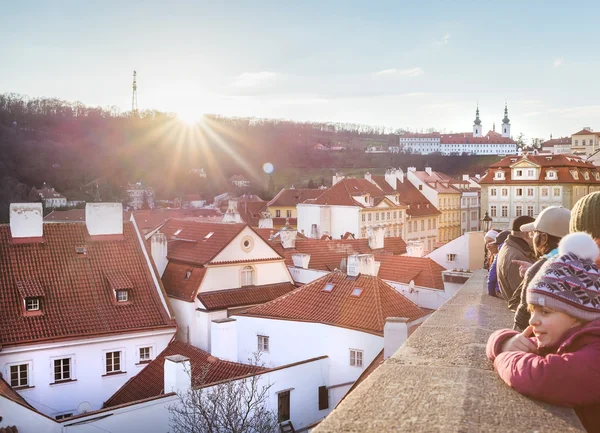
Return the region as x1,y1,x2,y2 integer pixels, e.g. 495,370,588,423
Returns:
374,67,424,77
523,111,543,118
552,58,564,68
230,71,280,88
435,33,451,45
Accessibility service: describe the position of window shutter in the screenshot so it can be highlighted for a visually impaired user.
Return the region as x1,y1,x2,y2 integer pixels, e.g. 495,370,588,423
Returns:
318,385,329,410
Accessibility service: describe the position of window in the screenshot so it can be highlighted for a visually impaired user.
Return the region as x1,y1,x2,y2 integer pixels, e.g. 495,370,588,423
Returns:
418,185,423,191
502,188,508,196
516,170,523,177
541,188,548,197
393,211,397,219
116,290,128,302
387,212,391,220
527,169,534,177
362,214,366,222
349,349,363,367
527,206,534,217
55,413,73,420
381,212,385,221
368,213,372,222
583,140,587,146
494,171,505,180
286,210,292,218
433,219,436,229
375,213,380,221
516,206,522,217
553,187,561,197
139,347,152,363
275,210,281,217
502,206,508,217
10,364,29,388
421,220,424,231
25,297,40,311
527,188,534,197
106,351,121,374
428,219,431,230
241,266,254,286
351,288,364,297
413,221,418,232
516,188,523,196
258,335,269,352
546,171,556,179
446,254,457,262
184,270,192,280
471,211,477,220
408,223,412,233
318,385,329,410
490,188,497,196
322,283,335,293
54,358,71,382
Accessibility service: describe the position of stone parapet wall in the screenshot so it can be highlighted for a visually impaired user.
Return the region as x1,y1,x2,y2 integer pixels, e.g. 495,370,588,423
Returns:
314,270,584,433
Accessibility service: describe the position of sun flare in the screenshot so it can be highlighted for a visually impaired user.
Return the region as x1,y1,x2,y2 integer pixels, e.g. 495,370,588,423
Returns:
177,107,206,125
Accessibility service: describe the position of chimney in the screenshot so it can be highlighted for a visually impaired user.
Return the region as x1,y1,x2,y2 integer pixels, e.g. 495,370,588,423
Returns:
384,317,409,359
384,169,397,190
211,318,238,363
9,203,43,239
364,172,372,183
164,355,191,395
258,211,273,229
405,240,425,257
462,174,469,181
407,166,416,173
347,254,377,277
151,232,168,277
396,168,405,184
222,199,242,223
292,253,311,269
310,223,319,239
85,203,123,236
280,227,297,249
332,172,345,185
425,166,432,176
367,226,385,250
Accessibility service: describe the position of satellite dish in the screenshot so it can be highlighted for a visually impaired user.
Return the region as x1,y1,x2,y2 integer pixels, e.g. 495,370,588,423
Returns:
77,401,92,414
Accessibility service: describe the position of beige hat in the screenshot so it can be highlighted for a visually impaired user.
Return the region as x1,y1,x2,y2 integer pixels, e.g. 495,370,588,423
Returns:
520,206,571,238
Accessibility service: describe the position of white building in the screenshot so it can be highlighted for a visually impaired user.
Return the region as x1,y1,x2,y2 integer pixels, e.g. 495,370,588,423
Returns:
399,104,517,155
32,185,68,208
425,231,485,271
126,182,155,210
231,256,431,408
149,219,296,352
0,203,177,419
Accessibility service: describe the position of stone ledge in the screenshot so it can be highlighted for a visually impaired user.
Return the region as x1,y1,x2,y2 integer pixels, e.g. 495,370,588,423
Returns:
314,270,584,433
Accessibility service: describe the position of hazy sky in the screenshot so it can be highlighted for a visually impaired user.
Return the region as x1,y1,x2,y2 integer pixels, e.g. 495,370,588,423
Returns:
1,1,598,140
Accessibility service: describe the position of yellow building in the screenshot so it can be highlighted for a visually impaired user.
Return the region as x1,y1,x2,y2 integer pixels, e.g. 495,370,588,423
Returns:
267,188,324,228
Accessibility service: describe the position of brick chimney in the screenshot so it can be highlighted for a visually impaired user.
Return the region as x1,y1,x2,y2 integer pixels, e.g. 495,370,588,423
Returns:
85,203,123,236
384,317,409,359
151,232,168,277
164,355,191,395
9,203,43,240
211,318,238,362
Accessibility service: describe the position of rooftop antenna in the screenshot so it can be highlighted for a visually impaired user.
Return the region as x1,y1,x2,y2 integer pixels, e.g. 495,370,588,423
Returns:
132,70,138,114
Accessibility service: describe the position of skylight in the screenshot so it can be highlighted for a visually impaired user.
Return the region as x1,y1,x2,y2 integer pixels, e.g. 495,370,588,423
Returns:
204,232,214,240
174,229,182,236
322,283,335,293
351,288,363,297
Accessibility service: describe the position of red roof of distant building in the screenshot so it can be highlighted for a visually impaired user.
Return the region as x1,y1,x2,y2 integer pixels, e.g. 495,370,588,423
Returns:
267,188,324,207
410,171,461,194
375,255,446,290
370,176,441,217
197,282,297,310
440,131,516,144
104,341,264,408
241,271,429,335
0,223,175,347
305,178,391,208
542,136,571,147
161,263,207,301
237,201,266,227
572,129,600,136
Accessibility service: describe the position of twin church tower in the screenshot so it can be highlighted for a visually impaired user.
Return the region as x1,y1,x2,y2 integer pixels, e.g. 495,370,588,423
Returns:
473,104,511,138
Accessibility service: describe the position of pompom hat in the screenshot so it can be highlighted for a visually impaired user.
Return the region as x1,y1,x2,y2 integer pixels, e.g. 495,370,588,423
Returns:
526,232,600,322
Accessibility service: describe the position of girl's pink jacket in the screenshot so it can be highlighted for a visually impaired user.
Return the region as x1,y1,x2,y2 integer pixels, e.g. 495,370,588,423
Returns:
486,319,600,433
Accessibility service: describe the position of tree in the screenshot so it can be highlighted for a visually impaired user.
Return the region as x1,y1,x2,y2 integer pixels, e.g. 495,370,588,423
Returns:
168,354,278,433
307,179,316,189
515,133,527,150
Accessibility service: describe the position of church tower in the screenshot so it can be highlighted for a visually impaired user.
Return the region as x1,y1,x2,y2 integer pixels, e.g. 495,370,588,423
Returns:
473,105,482,137
501,103,511,138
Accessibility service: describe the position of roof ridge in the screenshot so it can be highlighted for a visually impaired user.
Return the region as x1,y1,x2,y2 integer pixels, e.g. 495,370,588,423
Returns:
372,278,386,331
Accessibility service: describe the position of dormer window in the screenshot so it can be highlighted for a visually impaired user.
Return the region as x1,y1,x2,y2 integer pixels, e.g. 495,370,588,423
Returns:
116,290,129,302
584,172,590,180
546,170,557,179
184,270,192,280
25,297,40,311
494,171,505,180
571,170,579,180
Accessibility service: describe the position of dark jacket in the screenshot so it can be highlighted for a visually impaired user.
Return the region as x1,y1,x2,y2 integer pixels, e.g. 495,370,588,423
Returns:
487,319,600,433
487,242,504,296
511,257,547,329
496,234,536,303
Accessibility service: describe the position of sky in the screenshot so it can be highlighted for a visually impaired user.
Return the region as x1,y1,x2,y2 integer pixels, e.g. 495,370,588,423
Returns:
1,0,599,140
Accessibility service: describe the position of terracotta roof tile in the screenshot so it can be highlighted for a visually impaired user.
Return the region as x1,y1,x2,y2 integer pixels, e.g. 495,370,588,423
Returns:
572,129,600,136
237,201,266,227
0,426,18,433
267,189,324,207
104,341,264,407
197,282,297,310
0,223,175,347
307,178,388,207
440,131,516,144
410,171,461,194
375,255,446,290
241,271,429,335
161,263,207,301
370,176,440,217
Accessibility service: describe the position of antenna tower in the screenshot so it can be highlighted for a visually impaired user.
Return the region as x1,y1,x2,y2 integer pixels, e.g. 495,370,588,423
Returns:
132,70,138,113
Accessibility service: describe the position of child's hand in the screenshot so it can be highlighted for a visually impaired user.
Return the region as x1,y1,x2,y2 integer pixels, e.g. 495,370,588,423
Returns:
512,260,533,277
500,326,538,354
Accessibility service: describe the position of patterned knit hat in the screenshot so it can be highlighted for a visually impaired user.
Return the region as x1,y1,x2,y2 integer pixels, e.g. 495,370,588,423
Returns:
527,232,600,322
570,192,600,239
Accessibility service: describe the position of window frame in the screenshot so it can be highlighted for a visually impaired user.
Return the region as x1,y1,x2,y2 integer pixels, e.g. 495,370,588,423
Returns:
8,362,31,388
138,346,152,363
53,357,73,383
349,349,364,368
257,335,270,353
105,350,123,375
241,265,255,287
25,297,40,312
115,290,129,303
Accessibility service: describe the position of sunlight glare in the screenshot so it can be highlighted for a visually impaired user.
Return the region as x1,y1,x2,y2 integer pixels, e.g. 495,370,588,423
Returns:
177,107,206,125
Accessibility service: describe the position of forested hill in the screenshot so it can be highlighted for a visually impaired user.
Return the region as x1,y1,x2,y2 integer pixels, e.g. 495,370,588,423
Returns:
0,93,500,221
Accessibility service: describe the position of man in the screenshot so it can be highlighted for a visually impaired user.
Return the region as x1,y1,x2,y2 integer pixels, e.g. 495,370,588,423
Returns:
496,215,536,305
487,230,509,297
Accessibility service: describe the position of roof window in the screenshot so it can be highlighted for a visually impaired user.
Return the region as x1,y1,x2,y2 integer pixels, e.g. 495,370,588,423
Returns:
75,246,87,255
204,232,214,240
25,297,40,311
322,283,335,293
351,288,364,297
184,270,192,280
173,229,183,236
116,290,129,302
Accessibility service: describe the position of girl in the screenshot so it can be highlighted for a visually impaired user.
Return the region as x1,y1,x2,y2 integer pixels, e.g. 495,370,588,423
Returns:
486,232,600,432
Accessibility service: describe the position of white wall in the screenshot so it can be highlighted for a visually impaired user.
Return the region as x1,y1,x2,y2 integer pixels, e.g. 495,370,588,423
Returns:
212,227,281,263
330,206,360,239
386,281,452,310
287,266,329,285
297,204,326,238
200,261,292,292
426,231,484,271
193,309,228,351
0,330,174,417
0,397,60,433
233,316,382,389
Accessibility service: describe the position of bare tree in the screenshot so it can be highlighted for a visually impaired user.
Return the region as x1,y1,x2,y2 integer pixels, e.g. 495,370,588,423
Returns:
168,354,278,433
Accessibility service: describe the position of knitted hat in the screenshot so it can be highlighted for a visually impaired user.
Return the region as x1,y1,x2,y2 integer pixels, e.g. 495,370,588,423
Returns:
527,232,600,322
570,192,600,239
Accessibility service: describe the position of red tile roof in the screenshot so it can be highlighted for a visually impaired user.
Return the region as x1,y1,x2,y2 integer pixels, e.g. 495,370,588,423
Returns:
0,427,18,433
440,131,516,144
306,178,390,207
160,220,247,265
197,282,297,310
104,340,264,407
0,223,175,347
241,271,429,335
375,255,446,290
161,263,207,301
572,129,600,136
410,171,461,194
0,375,30,408
237,201,267,227
542,136,571,146
267,188,324,207
370,176,440,217
479,154,600,184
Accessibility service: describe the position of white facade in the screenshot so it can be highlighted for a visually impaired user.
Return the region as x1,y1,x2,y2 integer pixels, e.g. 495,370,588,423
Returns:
426,231,484,271
297,204,359,240
399,135,441,154
460,191,480,235
0,329,174,418
439,141,517,156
